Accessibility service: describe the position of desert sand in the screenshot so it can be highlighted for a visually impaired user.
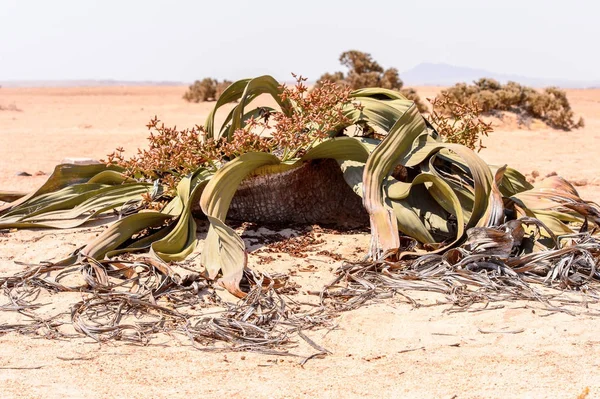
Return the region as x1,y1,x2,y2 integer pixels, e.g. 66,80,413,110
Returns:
1,86,599,399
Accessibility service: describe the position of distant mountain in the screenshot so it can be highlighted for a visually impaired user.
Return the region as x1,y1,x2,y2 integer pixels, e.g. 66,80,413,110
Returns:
401,63,600,88
0,79,186,88
3,67,600,89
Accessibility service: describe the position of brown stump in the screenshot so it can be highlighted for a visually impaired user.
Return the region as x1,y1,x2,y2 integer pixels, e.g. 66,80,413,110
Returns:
193,159,368,227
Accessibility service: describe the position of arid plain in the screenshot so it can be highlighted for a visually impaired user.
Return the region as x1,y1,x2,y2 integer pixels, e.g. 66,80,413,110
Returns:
1,86,600,399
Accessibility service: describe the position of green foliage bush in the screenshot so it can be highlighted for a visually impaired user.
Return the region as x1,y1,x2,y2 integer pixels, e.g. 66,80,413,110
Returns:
440,79,584,130
317,50,428,112
183,78,233,102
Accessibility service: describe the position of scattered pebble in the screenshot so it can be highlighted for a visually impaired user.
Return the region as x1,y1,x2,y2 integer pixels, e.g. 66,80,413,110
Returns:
531,170,540,178
572,179,588,187
15,171,31,176
546,171,557,178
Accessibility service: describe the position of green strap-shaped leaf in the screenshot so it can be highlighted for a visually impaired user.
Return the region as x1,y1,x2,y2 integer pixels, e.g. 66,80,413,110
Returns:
200,152,280,295
301,137,369,163
511,176,600,231
490,165,533,197
386,173,465,247
362,103,428,258
534,213,574,236
0,183,151,229
105,223,175,258
421,154,475,224
227,76,293,141
11,184,148,220
205,76,293,141
87,170,137,185
1,184,108,219
0,163,122,215
340,160,366,197
476,166,506,228
350,88,409,101
344,97,413,133
205,78,251,139
81,212,174,259
402,142,494,228
82,170,209,261
150,169,212,261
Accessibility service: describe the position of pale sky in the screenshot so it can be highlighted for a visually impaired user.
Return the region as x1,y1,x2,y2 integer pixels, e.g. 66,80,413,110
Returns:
1,0,598,82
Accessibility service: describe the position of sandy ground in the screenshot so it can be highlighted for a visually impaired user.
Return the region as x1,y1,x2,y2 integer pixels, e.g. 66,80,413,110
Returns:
1,86,599,399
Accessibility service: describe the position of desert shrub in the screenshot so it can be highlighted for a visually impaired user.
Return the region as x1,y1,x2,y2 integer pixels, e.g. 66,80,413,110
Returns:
0,103,21,112
473,90,499,113
0,86,21,112
339,50,383,74
317,71,345,86
525,87,585,129
440,80,584,130
346,71,382,89
183,78,232,102
316,50,428,112
380,68,403,91
474,78,502,91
